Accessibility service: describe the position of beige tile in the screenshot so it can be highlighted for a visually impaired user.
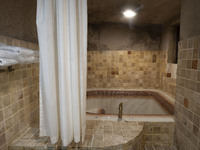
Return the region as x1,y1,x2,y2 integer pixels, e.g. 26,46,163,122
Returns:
92,140,103,147
3,95,10,108
0,110,4,122
79,140,92,147
94,129,104,135
24,140,37,147
94,134,103,141
85,135,93,141
86,124,94,129
103,140,114,147
85,129,94,135
104,124,112,130
5,117,13,130
104,129,113,135
0,133,6,146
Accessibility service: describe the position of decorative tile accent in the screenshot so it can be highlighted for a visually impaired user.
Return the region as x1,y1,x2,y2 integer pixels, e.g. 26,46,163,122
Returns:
166,73,171,77
192,60,198,69
184,98,188,108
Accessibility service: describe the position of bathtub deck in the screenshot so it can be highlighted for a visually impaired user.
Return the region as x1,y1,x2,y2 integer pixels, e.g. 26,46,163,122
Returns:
9,120,144,150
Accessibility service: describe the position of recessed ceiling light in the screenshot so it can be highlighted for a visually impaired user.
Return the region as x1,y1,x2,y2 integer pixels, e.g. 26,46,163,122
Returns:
123,10,136,18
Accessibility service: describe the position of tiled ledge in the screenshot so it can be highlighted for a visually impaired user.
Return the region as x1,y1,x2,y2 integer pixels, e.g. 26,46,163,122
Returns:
9,120,176,150
87,88,176,104
9,120,144,150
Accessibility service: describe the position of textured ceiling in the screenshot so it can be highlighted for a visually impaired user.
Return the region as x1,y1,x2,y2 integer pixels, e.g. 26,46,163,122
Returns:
88,0,181,25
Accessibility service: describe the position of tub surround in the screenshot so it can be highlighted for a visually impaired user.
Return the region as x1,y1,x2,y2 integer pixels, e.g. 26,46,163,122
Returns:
9,120,176,150
0,35,39,150
86,90,174,115
9,121,144,149
87,97,169,115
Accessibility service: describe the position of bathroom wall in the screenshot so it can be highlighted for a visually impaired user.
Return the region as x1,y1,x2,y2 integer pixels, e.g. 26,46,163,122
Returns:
161,63,177,98
160,26,178,98
175,0,200,149
87,50,166,89
180,0,200,40
87,23,167,89
0,0,37,43
175,36,200,150
88,24,161,51
0,36,39,149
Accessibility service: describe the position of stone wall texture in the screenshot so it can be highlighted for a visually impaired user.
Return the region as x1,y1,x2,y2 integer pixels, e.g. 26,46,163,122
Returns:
175,36,200,150
0,0,37,43
87,50,165,89
88,24,161,51
0,36,39,150
87,50,176,98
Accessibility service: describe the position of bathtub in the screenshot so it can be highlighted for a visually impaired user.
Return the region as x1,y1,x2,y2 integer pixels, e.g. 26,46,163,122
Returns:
86,90,174,121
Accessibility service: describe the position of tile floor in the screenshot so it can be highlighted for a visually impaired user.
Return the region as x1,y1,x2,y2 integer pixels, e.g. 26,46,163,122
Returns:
9,120,144,150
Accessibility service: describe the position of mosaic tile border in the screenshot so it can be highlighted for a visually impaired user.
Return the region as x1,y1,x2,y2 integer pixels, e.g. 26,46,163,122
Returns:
87,90,174,115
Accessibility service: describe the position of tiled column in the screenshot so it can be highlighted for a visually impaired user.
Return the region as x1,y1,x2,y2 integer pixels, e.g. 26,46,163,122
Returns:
175,37,200,150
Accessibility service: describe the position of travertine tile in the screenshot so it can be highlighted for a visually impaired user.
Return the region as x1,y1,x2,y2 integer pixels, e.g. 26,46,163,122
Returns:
0,35,39,150
0,109,4,122
0,133,6,146
5,117,13,130
87,50,174,97
176,36,200,150
9,120,147,149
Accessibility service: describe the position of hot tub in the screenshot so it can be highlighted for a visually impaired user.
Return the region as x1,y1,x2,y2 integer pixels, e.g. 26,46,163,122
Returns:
86,90,174,116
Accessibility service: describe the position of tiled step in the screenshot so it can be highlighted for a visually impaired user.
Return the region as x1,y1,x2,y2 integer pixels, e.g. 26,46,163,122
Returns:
9,121,144,150
145,145,178,150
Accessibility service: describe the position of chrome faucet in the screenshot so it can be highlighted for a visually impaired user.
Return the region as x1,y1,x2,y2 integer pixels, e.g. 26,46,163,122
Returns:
118,102,123,119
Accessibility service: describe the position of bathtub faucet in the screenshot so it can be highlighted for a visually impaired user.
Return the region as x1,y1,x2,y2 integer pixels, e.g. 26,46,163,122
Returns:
118,102,123,119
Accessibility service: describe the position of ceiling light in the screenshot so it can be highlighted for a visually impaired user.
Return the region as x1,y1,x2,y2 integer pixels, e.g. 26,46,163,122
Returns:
123,10,136,18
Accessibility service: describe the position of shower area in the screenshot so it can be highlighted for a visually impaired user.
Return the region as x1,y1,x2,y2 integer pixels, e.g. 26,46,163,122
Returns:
0,0,200,150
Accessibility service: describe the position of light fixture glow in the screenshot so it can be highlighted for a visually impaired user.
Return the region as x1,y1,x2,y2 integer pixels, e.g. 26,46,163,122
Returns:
123,10,136,18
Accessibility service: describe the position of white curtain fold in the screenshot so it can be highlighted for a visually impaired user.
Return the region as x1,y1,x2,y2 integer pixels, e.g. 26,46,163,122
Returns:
36,0,87,146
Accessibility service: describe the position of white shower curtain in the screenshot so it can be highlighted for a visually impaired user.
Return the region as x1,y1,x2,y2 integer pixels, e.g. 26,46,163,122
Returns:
36,0,87,146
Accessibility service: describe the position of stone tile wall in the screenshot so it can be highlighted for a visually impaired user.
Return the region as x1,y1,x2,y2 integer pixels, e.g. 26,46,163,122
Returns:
161,63,177,98
0,36,39,150
87,49,177,98
87,50,167,89
175,36,200,150
144,122,175,146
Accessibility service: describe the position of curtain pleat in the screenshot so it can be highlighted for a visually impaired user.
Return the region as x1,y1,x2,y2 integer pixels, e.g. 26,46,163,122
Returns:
36,0,87,146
